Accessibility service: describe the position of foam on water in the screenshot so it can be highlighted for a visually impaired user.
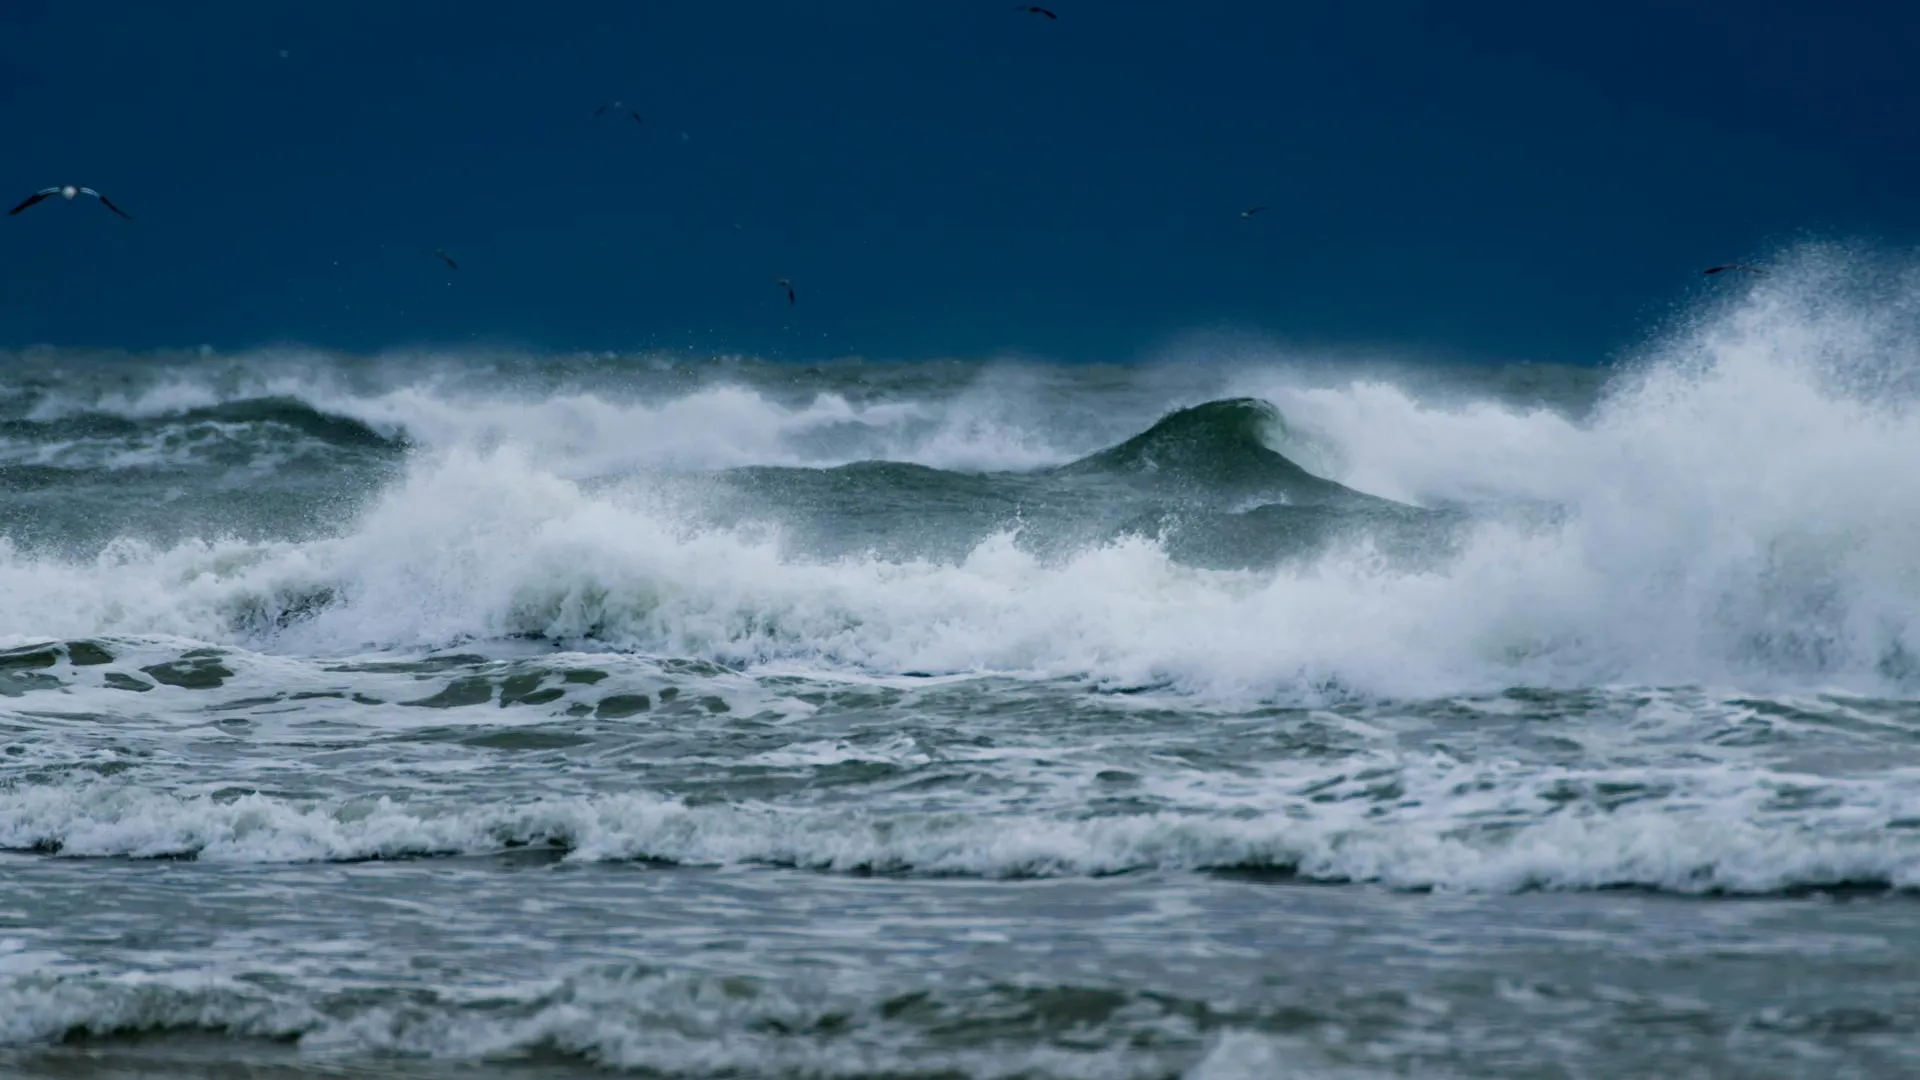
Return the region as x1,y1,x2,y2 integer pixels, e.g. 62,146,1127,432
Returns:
17,360,1084,476
5,245,1920,1080
0,965,1200,1078
3,247,1916,700
4,750,1913,892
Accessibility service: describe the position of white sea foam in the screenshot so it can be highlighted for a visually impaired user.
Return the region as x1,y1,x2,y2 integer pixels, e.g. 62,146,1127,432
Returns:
2,247,1918,699
4,753,1913,892
1186,1031,1405,1080
0,966,1187,1077
20,361,1088,475
0,970,315,1047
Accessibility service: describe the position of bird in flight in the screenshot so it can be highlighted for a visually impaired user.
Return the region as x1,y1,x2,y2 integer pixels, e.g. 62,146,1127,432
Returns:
1240,206,1268,219
434,249,459,270
1703,264,1766,276
1015,5,1058,19
9,185,133,219
777,278,796,305
595,100,643,124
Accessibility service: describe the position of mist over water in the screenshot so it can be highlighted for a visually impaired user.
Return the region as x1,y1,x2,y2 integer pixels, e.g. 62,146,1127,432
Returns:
6,246,1918,698
3,245,1920,1077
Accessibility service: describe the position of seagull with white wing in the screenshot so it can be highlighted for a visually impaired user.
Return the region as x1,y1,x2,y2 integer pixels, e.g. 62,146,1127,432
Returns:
9,185,133,220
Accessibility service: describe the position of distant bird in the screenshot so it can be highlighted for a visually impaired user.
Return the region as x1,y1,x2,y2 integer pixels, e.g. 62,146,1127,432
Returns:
595,100,643,124
9,185,132,220
433,249,459,270
1703,264,1766,276
777,278,796,305
1014,5,1058,18
1240,206,1268,219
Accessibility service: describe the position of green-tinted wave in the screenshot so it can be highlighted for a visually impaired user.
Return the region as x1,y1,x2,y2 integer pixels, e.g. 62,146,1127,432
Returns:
1050,398,1391,508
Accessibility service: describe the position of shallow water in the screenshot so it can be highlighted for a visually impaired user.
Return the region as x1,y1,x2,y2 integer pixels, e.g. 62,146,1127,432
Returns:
7,858,1918,1079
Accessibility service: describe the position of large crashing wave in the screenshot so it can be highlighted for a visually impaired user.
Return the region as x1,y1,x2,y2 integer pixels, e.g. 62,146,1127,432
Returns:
2,244,1919,698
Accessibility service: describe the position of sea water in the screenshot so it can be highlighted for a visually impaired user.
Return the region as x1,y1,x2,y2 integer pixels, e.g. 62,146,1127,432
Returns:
1,261,1917,1077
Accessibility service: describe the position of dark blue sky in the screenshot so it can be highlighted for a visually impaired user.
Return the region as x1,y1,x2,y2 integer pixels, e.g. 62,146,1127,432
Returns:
2,1,1915,362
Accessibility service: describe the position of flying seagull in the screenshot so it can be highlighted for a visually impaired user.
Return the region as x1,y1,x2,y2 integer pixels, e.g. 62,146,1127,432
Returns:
9,185,132,219
1240,206,1268,219
1703,264,1766,276
433,249,459,270
1014,5,1058,19
594,100,644,124
777,278,795,305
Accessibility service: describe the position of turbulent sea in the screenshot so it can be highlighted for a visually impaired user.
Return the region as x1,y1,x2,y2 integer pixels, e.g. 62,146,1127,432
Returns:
3,278,1919,1077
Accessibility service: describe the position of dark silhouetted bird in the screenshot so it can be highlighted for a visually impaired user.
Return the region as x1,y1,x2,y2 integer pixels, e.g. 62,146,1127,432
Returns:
9,185,132,219
595,101,643,124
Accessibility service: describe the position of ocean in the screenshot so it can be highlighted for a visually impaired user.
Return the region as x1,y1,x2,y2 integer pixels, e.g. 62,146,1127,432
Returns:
1,276,1918,1078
